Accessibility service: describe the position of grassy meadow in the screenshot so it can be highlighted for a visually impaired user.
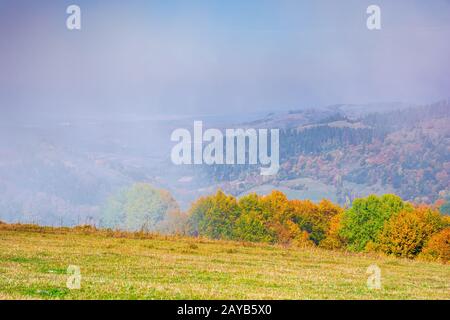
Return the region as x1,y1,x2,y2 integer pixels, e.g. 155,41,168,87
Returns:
0,224,449,300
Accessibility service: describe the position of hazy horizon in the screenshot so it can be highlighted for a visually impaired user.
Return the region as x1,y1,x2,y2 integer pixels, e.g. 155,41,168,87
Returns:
1,1,449,226
1,0,450,120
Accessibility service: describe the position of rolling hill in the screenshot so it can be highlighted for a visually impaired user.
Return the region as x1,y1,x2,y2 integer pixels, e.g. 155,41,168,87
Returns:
0,223,449,300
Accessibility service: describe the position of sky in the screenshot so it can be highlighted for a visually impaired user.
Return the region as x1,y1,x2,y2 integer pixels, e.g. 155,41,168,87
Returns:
1,0,450,119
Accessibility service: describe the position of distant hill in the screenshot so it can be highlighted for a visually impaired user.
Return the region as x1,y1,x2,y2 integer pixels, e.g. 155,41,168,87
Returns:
203,100,450,204
1,100,448,225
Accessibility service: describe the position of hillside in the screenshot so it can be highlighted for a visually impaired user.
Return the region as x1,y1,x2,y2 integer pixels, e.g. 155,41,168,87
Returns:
0,100,449,225
205,100,450,204
0,224,449,300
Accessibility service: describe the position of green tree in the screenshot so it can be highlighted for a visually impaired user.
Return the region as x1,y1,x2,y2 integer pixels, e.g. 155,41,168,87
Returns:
340,194,412,251
233,193,275,243
101,183,180,232
187,190,239,239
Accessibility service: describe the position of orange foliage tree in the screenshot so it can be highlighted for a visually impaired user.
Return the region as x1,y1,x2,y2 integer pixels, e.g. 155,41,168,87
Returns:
320,211,346,250
377,205,445,258
419,227,450,263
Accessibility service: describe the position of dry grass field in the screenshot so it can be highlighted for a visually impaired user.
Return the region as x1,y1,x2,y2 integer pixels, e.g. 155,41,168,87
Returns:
0,224,449,300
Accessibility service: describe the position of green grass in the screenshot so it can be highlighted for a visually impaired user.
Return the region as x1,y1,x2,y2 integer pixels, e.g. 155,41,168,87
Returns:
0,224,449,300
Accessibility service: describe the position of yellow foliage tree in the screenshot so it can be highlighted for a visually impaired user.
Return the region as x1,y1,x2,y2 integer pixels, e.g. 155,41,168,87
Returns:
378,205,444,258
320,212,346,250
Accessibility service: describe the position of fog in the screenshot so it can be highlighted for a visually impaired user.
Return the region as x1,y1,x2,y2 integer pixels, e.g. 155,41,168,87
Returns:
1,0,450,118
0,1,449,225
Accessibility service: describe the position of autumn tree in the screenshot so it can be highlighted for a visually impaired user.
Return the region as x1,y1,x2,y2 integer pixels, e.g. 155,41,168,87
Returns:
233,193,275,243
377,205,445,258
187,190,239,239
258,191,309,245
320,211,346,249
419,227,450,263
101,183,181,232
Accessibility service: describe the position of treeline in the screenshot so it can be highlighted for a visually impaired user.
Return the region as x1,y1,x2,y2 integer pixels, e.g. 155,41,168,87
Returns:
362,100,450,134
200,125,375,182
185,191,449,263
281,126,374,157
100,184,449,263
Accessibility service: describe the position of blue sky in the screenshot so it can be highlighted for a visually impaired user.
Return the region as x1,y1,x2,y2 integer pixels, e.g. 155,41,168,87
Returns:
1,0,450,118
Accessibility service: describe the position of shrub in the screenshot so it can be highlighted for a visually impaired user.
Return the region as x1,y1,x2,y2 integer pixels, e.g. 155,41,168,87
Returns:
443,215,450,227
320,212,346,250
233,210,273,243
340,194,412,252
187,189,345,246
260,191,297,244
377,206,444,258
233,194,275,243
418,228,450,263
290,199,342,245
314,199,343,244
184,189,448,261
187,190,239,239
292,230,315,248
